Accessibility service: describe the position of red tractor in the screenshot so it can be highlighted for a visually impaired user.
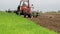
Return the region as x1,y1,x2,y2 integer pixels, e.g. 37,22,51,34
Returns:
17,0,31,18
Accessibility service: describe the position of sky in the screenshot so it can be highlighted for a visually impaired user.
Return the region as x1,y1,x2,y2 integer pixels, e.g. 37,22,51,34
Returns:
0,0,60,12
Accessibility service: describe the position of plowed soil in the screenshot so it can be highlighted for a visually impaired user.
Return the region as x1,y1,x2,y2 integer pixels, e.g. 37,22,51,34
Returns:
29,14,60,34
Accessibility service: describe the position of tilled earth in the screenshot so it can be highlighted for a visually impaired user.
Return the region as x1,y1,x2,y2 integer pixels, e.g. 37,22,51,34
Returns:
28,14,60,34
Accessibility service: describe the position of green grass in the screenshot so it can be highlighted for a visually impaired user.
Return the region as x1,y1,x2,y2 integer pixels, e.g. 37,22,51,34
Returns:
0,12,57,34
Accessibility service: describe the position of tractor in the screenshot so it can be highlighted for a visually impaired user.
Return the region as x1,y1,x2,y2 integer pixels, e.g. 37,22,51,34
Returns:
17,0,31,18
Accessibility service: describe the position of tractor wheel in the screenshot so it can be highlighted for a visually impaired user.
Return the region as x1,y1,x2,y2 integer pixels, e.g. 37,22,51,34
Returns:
18,11,20,15
15,11,18,15
28,13,31,18
16,11,20,15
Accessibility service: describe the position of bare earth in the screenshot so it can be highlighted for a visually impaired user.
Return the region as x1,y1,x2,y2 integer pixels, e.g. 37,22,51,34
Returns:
28,14,60,34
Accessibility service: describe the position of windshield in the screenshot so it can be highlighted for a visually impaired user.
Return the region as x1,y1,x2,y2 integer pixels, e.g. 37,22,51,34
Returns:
20,0,28,6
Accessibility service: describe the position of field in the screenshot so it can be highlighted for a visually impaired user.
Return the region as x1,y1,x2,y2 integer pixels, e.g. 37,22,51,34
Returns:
0,12,57,34
29,13,60,34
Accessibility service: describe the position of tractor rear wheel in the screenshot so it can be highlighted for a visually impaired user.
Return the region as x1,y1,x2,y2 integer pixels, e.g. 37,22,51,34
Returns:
18,11,20,15
16,11,20,15
28,13,31,18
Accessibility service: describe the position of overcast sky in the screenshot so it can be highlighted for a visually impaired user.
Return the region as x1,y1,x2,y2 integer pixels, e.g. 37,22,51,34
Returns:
0,0,60,12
